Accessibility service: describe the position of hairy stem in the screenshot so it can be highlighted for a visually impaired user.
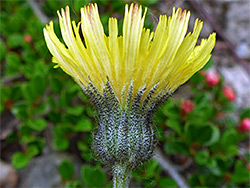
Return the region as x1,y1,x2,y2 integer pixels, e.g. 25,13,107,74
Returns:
113,163,131,188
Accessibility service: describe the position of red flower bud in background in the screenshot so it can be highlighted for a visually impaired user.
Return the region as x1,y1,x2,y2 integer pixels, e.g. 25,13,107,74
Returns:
223,87,236,102
181,99,195,116
238,118,250,132
24,34,32,43
205,71,220,86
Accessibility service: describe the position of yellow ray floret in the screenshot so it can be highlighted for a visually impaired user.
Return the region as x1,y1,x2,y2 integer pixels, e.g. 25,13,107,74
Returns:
44,3,216,105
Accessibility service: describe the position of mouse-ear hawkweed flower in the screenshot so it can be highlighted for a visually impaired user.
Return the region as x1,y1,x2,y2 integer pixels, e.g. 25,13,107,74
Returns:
44,3,216,188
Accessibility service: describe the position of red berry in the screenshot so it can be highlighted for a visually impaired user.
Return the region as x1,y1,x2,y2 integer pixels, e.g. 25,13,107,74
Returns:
238,118,250,132
223,87,236,102
24,34,32,43
181,99,195,115
205,71,220,86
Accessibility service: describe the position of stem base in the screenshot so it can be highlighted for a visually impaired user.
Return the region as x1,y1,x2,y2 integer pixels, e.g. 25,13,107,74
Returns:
113,163,131,188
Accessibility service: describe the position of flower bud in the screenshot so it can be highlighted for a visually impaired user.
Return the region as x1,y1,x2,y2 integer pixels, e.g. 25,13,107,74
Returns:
238,118,250,132
205,71,220,86
223,87,236,102
181,99,194,115
24,34,32,43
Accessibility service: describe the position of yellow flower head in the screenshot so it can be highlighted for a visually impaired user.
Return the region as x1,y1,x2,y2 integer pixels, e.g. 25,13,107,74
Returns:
44,3,216,171
44,3,216,107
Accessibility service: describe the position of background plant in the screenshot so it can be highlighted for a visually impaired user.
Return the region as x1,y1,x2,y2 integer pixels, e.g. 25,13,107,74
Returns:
0,0,249,187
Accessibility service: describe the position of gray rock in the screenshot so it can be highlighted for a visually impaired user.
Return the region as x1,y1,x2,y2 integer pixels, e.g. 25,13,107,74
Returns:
0,160,18,188
236,42,250,59
226,0,250,59
18,152,82,188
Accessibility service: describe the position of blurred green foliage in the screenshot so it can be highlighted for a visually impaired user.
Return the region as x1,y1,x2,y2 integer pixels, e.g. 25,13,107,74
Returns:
1,0,249,187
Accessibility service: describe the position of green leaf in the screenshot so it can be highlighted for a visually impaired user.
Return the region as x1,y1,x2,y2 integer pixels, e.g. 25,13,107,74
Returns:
34,102,48,115
188,174,200,187
85,106,95,117
67,106,84,116
27,118,47,132
74,119,93,132
195,150,209,165
77,141,89,151
10,84,23,101
19,125,36,144
158,177,177,188
7,34,24,49
16,4,32,21
35,39,48,57
221,129,238,152
166,119,182,135
224,116,236,128
161,99,179,120
58,160,74,180
21,83,36,102
207,158,221,176
8,15,22,33
221,103,237,112
27,144,39,158
45,0,63,10
20,135,36,144
31,137,46,153
21,75,47,103
68,84,81,94
53,124,73,137
6,131,18,143
217,157,234,173
104,181,113,188
49,75,64,93
203,125,220,146
81,165,106,187
225,145,239,156
59,86,76,107
0,13,8,36
231,160,250,184
0,104,3,114
12,152,30,169
240,107,250,119
5,52,22,76
190,71,204,84
65,179,82,188
31,74,46,95
164,140,189,155
20,125,33,135
193,93,211,104
184,123,219,146
137,0,159,6
0,40,6,61
53,136,69,150
188,103,215,122
100,13,109,35
73,0,91,14
21,50,37,65
143,159,161,178
80,151,92,162
142,178,157,187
